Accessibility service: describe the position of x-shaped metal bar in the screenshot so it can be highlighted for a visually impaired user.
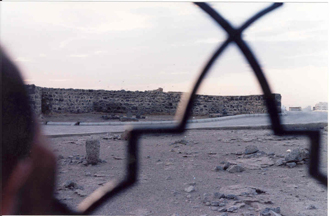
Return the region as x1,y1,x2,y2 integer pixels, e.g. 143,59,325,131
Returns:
194,1,327,186
59,2,326,215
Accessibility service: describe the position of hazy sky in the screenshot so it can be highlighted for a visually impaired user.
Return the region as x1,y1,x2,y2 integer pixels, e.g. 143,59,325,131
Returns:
1,2,328,108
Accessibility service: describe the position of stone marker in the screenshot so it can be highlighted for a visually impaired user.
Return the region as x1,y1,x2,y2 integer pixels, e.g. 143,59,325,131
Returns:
86,139,100,165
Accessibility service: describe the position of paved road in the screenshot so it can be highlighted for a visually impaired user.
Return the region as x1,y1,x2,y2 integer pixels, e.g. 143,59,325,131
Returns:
42,111,328,137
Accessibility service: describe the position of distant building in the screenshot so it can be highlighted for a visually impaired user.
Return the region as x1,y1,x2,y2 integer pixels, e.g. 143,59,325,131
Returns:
289,107,302,111
302,106,312,112
314,102,328,111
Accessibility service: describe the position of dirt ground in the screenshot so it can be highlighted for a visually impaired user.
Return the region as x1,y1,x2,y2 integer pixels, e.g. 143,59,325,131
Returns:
41,113,207,123
49,129,328,216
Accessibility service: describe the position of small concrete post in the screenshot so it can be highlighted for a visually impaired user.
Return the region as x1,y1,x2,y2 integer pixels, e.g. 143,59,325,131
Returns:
86,139,100,165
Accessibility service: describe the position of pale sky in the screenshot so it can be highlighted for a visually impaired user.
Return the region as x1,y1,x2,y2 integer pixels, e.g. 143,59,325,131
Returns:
0,2,328,108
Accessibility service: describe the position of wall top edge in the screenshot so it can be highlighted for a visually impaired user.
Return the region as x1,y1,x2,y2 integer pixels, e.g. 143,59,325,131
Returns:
24,84,281,97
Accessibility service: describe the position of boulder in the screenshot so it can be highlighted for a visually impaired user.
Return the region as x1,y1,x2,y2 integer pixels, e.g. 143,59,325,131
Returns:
285,148,309,162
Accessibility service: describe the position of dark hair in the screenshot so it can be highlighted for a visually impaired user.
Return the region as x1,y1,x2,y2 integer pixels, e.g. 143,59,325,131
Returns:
1,47,35,185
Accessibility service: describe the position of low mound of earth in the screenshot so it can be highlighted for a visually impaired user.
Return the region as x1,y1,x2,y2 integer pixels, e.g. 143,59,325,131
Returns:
50,129,327,216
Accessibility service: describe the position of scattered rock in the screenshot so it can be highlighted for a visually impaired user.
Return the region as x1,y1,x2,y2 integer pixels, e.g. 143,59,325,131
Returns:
225,194,238,200
260,207,281,216
170,139,189,146
306,204,317,210
211,207,218,211
245,145,259,154
227,165,245,173
269,210,282,216
219,213,228,216
227,206,238,212
203,193,212,203
184,186,195,193
237,203,245,208
241,213,256,216
214,166,225,171
286,162,297,168
275,158,285,166
74,189,87,197
218,208,227,212
63,180,78,190
219,161,231,170
214,192,225,199
211,201,220,206
86,139,100,165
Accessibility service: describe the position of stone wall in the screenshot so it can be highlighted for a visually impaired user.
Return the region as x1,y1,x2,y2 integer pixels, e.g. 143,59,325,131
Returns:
26,85,281,116
26,85,42,115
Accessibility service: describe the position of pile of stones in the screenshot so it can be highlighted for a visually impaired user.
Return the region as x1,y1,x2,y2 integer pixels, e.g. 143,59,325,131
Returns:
214,161,245,173
202,191,282,215
275,148,309,168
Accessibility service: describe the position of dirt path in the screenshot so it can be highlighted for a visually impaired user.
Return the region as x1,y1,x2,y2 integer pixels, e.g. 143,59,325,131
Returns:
50,129,327,216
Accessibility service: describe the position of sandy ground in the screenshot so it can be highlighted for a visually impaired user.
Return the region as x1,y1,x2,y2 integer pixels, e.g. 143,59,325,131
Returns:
49,129,328,216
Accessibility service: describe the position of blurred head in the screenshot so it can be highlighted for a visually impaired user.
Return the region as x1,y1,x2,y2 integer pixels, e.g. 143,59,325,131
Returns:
1,46,35,191
1,47,67,214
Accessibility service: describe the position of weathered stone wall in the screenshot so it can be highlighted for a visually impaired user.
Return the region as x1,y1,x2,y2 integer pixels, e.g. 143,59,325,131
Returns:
25,85,281,116
26,85,42,115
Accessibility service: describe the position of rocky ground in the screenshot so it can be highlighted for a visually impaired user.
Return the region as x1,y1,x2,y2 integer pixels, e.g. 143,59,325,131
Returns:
49,129,328,216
